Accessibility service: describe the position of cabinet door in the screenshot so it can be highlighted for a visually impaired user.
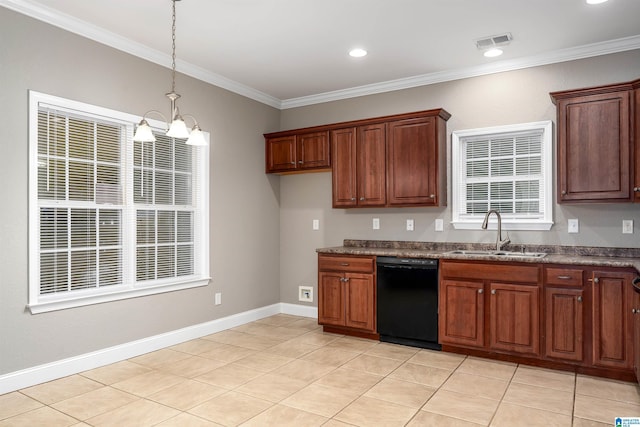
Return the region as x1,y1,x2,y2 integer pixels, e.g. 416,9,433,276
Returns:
298,131,330,169
357,124,386,206
318,272,345,327
544,287,583,362
489,283,540,356
266,136,297,172
634,88,640,202
331,128,358,207
386,117,438,206
592,270,634,369
557,91,631,202
344,273,375,332
439,279,485,348
633,288,640,383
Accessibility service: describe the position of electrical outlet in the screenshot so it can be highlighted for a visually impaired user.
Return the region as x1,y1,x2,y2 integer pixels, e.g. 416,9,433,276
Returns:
406,219,414,231
435,218,444,232
568,219,579,233
298,286,313,302
214,292,222,305
372,218,380,230
623,219,634,234
312,219,320,230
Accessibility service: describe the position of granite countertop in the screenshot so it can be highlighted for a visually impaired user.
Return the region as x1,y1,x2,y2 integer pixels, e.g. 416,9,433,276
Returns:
317,239,640,272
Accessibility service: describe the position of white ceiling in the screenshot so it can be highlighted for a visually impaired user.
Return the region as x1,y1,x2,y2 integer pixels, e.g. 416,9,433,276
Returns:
3,0,640,108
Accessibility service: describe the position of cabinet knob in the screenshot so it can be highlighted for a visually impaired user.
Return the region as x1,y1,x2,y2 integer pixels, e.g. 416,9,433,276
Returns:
633,308,637,314
561,190,566,196
298,160,303,164
351,198,356,201
577,296,583,303
290,162,296,165
594,277,600,284
634,187,640,192
478,289,483,294
429,194,435,199
359,197,365,201
491,289,496,295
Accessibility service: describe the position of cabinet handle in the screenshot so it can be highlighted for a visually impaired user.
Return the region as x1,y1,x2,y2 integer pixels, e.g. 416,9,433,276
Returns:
577,296,583,303
557,275,573,280
491,289,496,295
340,263,350,266
594,277,600,284
478,289,483,294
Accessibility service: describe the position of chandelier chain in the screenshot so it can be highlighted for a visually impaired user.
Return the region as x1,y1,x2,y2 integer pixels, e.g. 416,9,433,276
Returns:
170,0,177,94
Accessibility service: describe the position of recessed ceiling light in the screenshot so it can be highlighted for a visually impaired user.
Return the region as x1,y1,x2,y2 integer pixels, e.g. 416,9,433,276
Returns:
349,48,367,58
586,0,608,4
483,48,503,58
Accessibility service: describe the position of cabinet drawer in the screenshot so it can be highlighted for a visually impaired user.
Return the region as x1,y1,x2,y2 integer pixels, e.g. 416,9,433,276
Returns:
318,255,375,273
440,261,539,284
544,267,583,287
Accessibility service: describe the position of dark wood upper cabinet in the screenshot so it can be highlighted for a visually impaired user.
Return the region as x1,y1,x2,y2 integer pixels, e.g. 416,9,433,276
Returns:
551,79,639,203
265,131,330,174
266,109,450,208
387,116,444,207
330,124,386,208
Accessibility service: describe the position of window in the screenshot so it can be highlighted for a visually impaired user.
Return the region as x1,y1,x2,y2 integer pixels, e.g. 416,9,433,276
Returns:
28,91,209,313
451,121,553,231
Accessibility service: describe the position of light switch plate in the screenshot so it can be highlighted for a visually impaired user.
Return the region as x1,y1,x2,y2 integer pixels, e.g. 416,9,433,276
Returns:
312,219,319,230
568,219,579,233
623,219,634,234
435,218,444,232
406,219,414,231
372,218,380,230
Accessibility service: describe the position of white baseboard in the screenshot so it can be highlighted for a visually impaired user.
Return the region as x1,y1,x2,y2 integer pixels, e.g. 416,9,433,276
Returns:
0,303,317,395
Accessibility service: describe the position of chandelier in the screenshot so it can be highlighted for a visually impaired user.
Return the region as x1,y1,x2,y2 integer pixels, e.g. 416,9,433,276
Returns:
133,0,206,146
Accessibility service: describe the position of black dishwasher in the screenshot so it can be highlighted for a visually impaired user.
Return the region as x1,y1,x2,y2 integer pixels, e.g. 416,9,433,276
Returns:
376,256,440,350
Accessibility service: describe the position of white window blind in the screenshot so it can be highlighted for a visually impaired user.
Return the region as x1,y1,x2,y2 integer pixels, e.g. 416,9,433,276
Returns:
451,121,553,231
29,91,209,313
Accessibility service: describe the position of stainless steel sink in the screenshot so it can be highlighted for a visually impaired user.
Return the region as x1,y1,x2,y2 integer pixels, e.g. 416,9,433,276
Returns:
444,250,546,258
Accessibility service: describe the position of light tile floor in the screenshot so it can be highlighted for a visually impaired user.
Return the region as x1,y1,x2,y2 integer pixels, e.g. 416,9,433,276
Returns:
2,314,640,426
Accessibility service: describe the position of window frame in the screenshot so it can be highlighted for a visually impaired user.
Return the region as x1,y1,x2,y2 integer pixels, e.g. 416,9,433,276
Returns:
28,91,210,314
451,120,553,231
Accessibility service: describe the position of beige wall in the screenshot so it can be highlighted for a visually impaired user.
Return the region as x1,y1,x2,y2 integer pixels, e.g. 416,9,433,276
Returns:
0,7,281,375
278,50,640,305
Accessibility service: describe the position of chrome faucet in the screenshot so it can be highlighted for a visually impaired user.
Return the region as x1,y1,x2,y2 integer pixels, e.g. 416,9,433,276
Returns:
482,210,510,251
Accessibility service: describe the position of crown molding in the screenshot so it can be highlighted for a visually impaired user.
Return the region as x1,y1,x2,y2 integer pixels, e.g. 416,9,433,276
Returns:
280,35,640,109
2,0,638,111
0,0,283,109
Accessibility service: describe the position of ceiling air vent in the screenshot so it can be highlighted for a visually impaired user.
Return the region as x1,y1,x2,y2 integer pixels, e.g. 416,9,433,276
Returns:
475,33,513,50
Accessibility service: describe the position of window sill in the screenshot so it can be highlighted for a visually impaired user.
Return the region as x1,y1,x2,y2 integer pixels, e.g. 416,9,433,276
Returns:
452,220,553,231
27,277,211,314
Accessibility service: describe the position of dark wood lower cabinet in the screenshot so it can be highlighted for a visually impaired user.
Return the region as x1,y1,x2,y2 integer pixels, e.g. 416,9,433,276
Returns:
490,283,539,356
591,270,634,370
317,254,377,338
544,287,584,362
439,260,638,382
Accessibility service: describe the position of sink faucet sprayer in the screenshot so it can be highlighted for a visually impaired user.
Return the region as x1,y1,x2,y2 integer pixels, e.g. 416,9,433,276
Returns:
482,210,510,251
